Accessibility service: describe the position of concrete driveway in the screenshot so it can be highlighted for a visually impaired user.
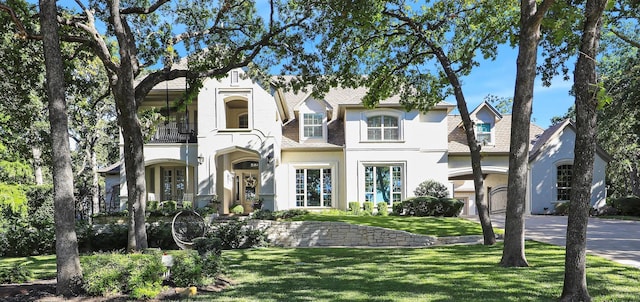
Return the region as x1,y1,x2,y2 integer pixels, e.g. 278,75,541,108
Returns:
468,215,640,269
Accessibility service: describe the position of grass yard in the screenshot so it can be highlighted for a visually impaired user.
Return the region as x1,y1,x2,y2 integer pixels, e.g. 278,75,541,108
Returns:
207,242,640,301
289,213,500,237
0,255,57,280
2,243,639,301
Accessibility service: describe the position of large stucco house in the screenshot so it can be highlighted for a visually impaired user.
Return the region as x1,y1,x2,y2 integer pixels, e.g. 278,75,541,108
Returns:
101,69,610,215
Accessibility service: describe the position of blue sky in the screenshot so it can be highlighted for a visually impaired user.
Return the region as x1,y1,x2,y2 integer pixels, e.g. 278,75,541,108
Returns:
451,45,575,129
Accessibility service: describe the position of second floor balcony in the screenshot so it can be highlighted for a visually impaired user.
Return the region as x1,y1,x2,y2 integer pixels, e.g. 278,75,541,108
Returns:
148,121,197,143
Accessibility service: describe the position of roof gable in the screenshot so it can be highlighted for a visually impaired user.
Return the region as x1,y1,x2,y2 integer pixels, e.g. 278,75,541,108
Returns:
528,119,612,162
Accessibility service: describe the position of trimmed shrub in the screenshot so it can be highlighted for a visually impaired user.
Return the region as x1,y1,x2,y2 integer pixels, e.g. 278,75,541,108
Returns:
363,202,374,215
170,251,204,287
611,196,640,216
147,200,159,211
392,202,403,215
0,218,55,256
81,252,165,299
0,262,32,284
348,201,360,214
208,218,269,249
414,180,449,198
170,250,222,287
399,197,463,217
230,204,244,215
273,209,309,220
162,200,177,212
377,202,389,216
252,209,275,220
182,200,193,209
147,222,178,250
193,236,223,256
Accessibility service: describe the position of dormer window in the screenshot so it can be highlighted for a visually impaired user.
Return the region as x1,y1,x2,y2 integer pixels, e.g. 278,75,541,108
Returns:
367,115,399,141
303,113,324,138
476,122,491,144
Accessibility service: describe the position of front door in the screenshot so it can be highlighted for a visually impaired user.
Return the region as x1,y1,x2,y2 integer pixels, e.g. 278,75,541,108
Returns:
235,170,259,213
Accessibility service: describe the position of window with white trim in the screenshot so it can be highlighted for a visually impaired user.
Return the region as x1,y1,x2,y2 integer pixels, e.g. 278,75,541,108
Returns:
367,115,399,141
557,164,572,201
365,165,402,204
476,122,491,144
303,113,324,138
295,168,332,207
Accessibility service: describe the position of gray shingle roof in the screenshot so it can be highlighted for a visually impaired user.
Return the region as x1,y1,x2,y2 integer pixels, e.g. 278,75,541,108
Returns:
448,115,545,154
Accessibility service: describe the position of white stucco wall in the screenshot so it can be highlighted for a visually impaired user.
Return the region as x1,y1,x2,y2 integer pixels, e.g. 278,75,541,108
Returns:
529,127,608,214
343,108,449,204
278,150,345,210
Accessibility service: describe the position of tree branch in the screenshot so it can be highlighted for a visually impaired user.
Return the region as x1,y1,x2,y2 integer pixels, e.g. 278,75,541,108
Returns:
0,4,29,38
120,0,171,14
610,28,640,49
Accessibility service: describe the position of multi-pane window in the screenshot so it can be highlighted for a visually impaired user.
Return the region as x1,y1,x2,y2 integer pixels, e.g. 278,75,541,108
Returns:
365,165,402,204
303,113,324,138
367,115,399,141
161,168,185,201
476,123,491,144
295,168,332,207
557,164,573,201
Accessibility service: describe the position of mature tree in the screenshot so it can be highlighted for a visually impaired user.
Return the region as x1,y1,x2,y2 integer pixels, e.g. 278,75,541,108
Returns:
598,55,640,198
2,0,316,250
560,0,609,300
293,0,519,245
0,1,50,184
500,0,558,267
596,0,640,198
39,0,83,295
67,55,118,219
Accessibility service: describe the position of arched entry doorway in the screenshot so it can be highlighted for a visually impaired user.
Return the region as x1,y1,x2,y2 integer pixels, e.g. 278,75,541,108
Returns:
215,147,261,214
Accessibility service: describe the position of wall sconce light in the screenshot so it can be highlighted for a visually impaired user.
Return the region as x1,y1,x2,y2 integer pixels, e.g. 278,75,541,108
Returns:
197,154,204,165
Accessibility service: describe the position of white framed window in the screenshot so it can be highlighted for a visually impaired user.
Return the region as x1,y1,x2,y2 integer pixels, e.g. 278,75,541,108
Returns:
367,115,399,141
557,164,573,201
303,113,324,138
295,167,332,207
476,122,492,144
364,165,403,204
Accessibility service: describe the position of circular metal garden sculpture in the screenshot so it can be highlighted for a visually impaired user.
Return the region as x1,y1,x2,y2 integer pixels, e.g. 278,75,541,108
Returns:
171,210,206,250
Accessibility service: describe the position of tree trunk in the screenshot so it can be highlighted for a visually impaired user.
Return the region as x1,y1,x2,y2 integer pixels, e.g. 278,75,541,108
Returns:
39,0,83,296
107,0,148,251
560,0,607,300
32,146,43,185
630,163,640,197
91,148,99,221
501,0,554,267
114,82,148,251
433,46,496,245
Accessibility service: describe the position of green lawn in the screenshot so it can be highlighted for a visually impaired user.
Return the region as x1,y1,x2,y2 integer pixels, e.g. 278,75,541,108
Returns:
2,243,639,301
0,255,57,280
289,213,500,237
206,242,639,301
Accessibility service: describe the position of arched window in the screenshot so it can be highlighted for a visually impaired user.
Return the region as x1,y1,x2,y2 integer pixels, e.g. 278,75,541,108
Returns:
367,115,399,141
557,164,573,201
